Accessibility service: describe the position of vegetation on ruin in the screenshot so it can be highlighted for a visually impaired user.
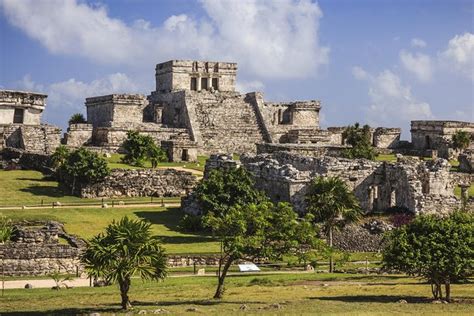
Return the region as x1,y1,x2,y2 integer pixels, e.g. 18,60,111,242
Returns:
2,273,474,314
82,216,167,310
203,202,320,299
342,123,376,160
57,147,110,194
452,130,471,150
306,177,362,273
0,215,14,243
383,211,474,302
122,131,167,167
68,113,87,125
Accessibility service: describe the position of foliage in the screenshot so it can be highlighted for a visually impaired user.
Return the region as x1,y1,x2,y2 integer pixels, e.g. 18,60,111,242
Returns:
49,271,74,290
194,167,268,217
59,148,110,194
203,201,320,299
305,176,362,272
0,216,14,243
51,145,71,182
122,131,167,167
68,113,87,125
390,213,415,228
82,216,167,310
341,123,376,160
452,130,471,150
178,214,205,232
382,211,474,302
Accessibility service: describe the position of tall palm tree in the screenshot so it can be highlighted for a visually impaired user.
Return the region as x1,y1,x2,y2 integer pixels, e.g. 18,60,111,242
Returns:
82,216,167,310
305,176,361,272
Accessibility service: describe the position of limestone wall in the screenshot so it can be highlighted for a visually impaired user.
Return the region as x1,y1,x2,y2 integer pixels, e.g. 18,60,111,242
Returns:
0,124,61,154
373,128,401,148
80,168,197,198
64,123,93,147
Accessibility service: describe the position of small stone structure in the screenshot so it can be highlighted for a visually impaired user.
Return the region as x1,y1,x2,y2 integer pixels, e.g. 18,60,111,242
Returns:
0,90,61,155
80,168,197,198
411,120,474,159
183,153,472,215
0,221,85,276
458,149,473,173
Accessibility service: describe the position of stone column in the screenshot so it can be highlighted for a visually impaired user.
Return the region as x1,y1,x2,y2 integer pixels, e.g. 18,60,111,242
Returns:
197,74,202,91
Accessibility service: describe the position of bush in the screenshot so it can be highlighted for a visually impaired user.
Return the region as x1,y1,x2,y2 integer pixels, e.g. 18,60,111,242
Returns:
452,130,470,150
68,113,87,125
178,214,204,232
59,148,110,194
122,131,167,167
341,123,376,160
0,216,14,243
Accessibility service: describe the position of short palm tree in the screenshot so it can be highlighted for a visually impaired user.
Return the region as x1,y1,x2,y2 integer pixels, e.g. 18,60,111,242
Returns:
305,176,361,272
82,216,167,310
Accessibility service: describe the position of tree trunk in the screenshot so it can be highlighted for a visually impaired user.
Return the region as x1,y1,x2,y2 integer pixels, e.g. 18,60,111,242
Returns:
213,257,233,299
438,282,443,300
431,282,439,299
328,226,334,273
445,281,451,302
71,177,76,195
119,277,132,310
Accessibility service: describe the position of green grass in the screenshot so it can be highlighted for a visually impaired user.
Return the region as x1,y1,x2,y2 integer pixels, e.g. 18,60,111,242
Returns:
106,153,208,172
1,273,473,314
375,154,397,162
0,206,219,254
454,184,474,198
0,169,181,207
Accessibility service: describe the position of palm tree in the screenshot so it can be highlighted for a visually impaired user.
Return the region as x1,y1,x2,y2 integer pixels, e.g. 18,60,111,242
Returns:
82,216,167,310
305,176,361,273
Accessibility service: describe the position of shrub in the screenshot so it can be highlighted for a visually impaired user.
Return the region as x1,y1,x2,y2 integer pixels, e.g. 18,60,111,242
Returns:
0,216,14,243
452,130,470,150
178,214,204,232
122,131,167,167
341,123,376,160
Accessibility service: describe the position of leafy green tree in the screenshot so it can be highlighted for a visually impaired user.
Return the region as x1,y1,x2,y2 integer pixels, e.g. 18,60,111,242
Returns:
305,176,362,272
122,131,167,167
194,167,268,217
204,202,319,299
68,113,87,125
60,148,110,194
82,216,167,310
51,145,70,181
342,123,376,160
383,211,473,302
452,130,471,150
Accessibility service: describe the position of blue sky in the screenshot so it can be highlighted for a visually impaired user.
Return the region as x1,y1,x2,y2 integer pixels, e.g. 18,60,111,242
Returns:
0,0,472,138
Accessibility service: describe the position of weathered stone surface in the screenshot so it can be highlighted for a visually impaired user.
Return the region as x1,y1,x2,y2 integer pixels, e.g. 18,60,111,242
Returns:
80,168,197,198
0,90,46,125
458,150,473,173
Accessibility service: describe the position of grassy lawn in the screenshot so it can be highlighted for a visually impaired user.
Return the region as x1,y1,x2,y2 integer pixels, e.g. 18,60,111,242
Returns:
0,206,219,254
454,184,474,198
106,153,208,172
1,273,473,314
375,154,397,162
0,170,181,207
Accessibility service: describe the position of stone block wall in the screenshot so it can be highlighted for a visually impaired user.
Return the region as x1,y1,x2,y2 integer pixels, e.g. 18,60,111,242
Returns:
1,124,61,155
0,221,85,277
373,128,401,148
0,90,46,125
64,123,93,147
80,168,197,198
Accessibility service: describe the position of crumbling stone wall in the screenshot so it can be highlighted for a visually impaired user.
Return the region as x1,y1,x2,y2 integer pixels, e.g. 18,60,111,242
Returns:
64,123,93,147
80,168,197,198
1,124,61,155
458,150,473,173
0,221,85,276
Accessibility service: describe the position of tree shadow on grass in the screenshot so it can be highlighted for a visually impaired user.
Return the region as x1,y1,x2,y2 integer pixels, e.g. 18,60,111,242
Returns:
20,185,71,198
1,306,121,316
135,208,182,230
310,295,431,304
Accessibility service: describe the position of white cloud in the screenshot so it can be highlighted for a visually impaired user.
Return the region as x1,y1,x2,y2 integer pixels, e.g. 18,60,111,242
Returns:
351,66,368,80
0,0,329,79
399,50,433,82
411,38,426,48
15,73,139,125
439,32,474,79
236,80,265,93
353,68,433,126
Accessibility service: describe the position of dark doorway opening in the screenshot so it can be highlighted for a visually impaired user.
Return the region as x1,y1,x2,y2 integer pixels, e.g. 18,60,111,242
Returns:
212,78,218,90
181,149,189,161
425,135,431,149
201,78,208,90
190,77,197,91
13,108,24,124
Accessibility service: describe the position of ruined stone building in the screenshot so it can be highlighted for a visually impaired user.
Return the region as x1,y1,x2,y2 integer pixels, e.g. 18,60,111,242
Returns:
0,90,61,154
411,120,474,159
65,60,402,161
184,153,472,216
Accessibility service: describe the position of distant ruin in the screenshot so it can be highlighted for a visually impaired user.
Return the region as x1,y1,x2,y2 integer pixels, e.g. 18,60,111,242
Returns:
0,90,61,155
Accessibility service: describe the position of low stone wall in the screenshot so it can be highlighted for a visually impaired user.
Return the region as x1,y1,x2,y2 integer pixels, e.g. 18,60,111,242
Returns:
80,168,197,198
0,221,85,277
0,147,52,172
333,225,387,252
